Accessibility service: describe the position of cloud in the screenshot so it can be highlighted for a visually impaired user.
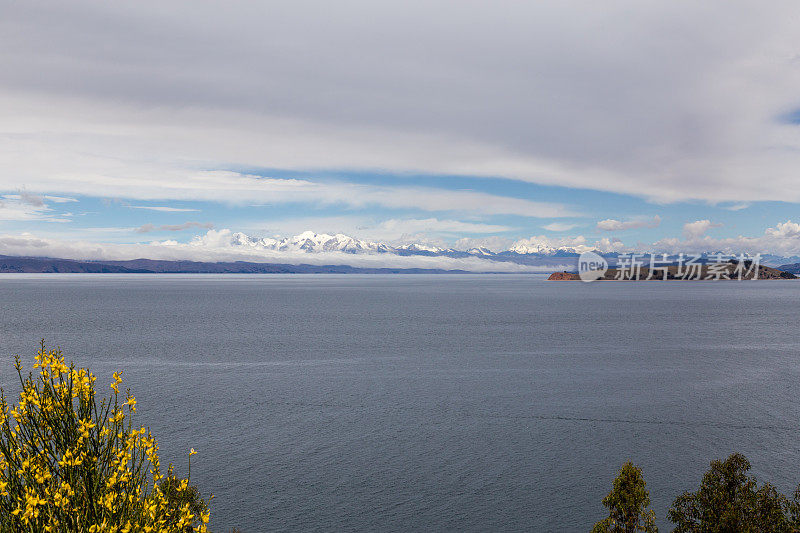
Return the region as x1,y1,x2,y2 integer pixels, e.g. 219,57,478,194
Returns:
453,236,513,252
376,218,511,236
127,205,200,212
765,220,800,239
44,195,78,203
135,221,214,233
723,203,750,211
19,191,45,207
542,222,579,232
356,220,501,249
25,169,570,218
3,1,800,205
594,237,630,254
683,219,722,238
596,215,661,232
649,219,800,256
0,195,70,222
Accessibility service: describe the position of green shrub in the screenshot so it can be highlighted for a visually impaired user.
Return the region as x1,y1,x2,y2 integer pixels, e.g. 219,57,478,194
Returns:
669,453,800,532
592,461,658,532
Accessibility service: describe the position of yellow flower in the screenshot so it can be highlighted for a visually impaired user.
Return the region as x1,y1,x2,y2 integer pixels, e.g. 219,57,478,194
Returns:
78,418,97,438
111,371,122,393
2,345,211,530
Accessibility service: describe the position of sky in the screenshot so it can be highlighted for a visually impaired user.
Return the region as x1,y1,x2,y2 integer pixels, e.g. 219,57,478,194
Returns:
3,1,800,266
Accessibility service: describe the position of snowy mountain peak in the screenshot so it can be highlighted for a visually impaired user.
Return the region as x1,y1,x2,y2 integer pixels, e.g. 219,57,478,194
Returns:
396,243,448,253
221,230,388,254
467,247,494,256
508,236,595,255
220,230,600,258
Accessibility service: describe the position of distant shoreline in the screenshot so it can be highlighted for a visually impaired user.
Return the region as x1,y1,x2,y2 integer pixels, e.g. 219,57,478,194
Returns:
0,255,539,275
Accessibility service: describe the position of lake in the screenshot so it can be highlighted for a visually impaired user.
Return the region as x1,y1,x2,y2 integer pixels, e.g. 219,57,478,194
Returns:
1,274,799,531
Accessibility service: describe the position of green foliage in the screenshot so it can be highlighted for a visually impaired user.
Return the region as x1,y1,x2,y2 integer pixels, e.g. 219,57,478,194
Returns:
596,454,800,532
668,453,800,533
592,461,658,533
159,473,210,532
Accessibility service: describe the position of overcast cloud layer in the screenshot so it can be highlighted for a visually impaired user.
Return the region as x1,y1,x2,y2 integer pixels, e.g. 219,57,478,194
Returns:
4,0,800,201
3,1,800,265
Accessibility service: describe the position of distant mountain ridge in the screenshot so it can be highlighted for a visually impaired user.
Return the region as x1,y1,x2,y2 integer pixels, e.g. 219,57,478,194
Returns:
0,255,473,274
1,230,798,273
777,262,800,274
209,230,800,268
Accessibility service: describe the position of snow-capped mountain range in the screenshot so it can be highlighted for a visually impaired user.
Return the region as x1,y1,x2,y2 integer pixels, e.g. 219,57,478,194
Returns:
228,231,394,254
190,230,606,269
216,230,587,257
198,230,799,268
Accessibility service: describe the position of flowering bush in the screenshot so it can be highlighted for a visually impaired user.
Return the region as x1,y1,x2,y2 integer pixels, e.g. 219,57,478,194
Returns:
0,341,210,532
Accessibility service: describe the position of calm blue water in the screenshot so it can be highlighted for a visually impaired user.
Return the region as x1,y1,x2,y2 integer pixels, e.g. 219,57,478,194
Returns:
1,274,800,532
